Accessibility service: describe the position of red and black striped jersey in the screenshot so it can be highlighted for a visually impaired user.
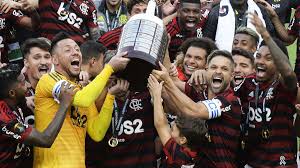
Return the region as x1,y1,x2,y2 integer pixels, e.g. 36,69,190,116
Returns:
86,91,157,168
166,18,205,62
288,7,300,82
97,25,123,50
162,138,196,168
0,10,24,63
234,75,298,167
38,0,98,44
185,85,242,168
0,101,32,168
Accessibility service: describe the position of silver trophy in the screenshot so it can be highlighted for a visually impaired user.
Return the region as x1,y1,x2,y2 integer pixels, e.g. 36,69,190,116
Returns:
117,0,168,91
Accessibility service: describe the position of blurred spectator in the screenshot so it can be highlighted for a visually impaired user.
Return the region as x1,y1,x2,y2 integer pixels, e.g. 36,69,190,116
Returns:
97,0,128,35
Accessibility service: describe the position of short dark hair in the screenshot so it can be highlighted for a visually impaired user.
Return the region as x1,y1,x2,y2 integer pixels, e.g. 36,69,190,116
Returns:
232,48,254,65
22,38,51,58
80,41,107,64
179,0,201,6
259,38,289,57
180,37,218,60
175,116,207,149
127,0,148,14
50,32,72,54
235,27,259,46
207,50,234,65
0,64,21,99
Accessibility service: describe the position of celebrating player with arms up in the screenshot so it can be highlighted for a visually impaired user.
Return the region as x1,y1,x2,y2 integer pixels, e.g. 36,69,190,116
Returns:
33,32,130,167
235,13,298,167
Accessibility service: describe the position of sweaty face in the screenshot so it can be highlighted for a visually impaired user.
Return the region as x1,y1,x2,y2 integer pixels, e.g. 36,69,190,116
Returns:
54,39,82,79
183,46,207,76
178,3,201,31
232,34,257,53
107,0,121,6
207,56,233,94
25,47,52,81
130,3,147,16
255,46,277,83
233,55,254,85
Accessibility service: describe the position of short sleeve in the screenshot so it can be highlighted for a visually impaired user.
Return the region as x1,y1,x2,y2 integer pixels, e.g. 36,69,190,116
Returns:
0,102,32,142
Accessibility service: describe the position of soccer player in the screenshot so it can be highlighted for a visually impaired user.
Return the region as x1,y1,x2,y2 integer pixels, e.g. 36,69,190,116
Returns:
152,50,242,167
94,78,158,168
148,74,207,167
0,66,76,168
22,38,52,91
234,13,298,167
33,32,129,167
232,48,255,86
38,0,100,44
80,40,107,80
175,37,217,82
232,27,259,53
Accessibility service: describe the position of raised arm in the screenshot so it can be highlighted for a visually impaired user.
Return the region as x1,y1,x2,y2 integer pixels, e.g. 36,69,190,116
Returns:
87,79,129,142
152,63,221,119
249,12,297,90
148,74,171,145
255,0,296,44
72,52,130,107
24,82,76,147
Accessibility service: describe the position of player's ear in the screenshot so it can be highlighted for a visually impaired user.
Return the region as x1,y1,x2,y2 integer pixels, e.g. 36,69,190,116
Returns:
8,89,16,98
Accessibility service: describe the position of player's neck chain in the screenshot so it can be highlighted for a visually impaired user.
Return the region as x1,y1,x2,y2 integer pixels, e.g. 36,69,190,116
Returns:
108,97,130,147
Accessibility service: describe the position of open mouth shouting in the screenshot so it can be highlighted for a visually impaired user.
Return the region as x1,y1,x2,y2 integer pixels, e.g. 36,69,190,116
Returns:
185,18,197,29
234,75,243,85
211,75,224,89
38,65,50,75
256,65,267,79
71,59,80,71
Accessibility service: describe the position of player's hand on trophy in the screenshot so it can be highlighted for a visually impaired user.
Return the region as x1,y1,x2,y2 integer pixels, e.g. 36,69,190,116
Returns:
148,74,164,99
152,62,171,82
59,82,77,109
108,52,130,72
108,79,130,96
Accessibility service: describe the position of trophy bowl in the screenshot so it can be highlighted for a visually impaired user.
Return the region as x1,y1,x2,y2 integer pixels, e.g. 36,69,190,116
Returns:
116,0,168,91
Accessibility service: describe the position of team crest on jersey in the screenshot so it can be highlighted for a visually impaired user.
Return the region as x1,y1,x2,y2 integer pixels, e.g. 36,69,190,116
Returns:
219,5,229,17
0,18,5,30
266,87,274,100
279,155,286,166
196,28,202,38
79,2,89,15
129,99,143,111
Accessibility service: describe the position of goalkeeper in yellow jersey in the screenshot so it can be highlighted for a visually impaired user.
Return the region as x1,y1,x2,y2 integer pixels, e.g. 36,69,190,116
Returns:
33,32,130,168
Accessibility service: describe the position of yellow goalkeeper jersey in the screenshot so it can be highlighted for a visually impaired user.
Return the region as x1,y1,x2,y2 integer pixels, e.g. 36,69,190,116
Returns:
33,68,114,168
